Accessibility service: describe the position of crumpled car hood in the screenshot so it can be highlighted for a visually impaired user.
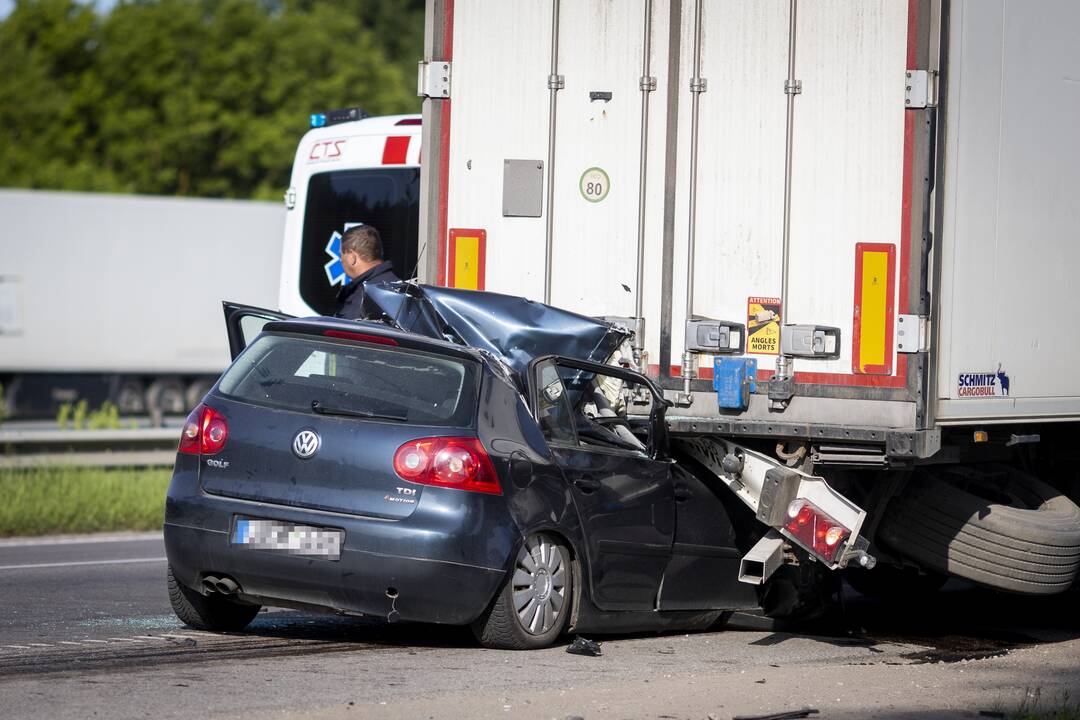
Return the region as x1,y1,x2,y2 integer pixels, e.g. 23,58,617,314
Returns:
362,283,631,377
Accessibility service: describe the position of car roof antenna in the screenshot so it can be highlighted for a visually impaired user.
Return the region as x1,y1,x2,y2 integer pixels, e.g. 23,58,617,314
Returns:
406,241,427,283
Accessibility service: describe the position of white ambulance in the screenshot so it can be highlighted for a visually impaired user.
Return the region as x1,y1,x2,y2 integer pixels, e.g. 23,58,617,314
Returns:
277,109,422,317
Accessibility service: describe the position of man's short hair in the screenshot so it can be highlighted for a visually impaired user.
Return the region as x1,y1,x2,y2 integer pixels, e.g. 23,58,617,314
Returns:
341,224,383,262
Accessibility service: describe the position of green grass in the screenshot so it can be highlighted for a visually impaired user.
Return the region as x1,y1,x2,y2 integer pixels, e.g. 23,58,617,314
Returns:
0,467,171,537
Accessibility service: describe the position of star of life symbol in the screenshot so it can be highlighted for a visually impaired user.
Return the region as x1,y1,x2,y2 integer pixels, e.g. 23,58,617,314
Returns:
323,222,366,287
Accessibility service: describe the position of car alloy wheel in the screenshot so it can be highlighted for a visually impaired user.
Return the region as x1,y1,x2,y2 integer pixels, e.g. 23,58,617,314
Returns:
512,534,568,635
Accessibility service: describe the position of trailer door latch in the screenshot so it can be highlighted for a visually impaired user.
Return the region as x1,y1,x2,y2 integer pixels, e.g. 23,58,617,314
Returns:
417,60,451,98
896,314,930,353
905,69,937,108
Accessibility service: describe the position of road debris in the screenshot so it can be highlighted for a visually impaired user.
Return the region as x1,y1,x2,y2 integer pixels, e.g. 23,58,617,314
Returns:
733,709,819,720
566,636,602,657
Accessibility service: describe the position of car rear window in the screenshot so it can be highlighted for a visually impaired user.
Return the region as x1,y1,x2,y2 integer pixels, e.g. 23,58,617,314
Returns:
217,334,477,427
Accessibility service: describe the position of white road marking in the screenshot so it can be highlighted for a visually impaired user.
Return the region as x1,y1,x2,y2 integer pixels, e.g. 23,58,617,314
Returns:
57,641,84,646
4,645,31,650
107,638,144,642
0,532,162,548
0,557,167,571
27,643,52,647
83,640,109,644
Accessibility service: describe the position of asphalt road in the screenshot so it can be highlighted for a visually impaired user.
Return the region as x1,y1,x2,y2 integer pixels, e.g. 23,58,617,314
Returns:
1,533,1079,720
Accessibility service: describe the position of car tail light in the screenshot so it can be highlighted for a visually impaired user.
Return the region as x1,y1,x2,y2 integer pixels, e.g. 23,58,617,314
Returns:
178,404,229,456
393,437,501,495
783,499,851,564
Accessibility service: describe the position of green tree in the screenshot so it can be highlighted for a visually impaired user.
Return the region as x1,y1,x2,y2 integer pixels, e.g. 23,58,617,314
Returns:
0,0,115,191
0,0,421,199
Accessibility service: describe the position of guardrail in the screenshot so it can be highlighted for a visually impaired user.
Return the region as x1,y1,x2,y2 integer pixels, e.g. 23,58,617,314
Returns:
0,428,180,469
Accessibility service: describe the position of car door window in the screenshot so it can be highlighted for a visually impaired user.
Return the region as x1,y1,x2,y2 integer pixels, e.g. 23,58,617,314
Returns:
556,365,650,455
534,359,577,445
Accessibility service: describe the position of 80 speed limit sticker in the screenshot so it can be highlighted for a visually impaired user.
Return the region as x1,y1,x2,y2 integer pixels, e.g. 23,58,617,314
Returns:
579,167,610,203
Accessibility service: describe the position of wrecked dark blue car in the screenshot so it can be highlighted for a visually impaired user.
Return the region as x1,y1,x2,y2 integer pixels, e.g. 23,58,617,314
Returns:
164,285,755,649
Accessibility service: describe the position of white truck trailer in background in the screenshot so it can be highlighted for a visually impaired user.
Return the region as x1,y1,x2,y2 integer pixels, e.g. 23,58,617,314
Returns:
416,0,1080,608
0,190,283,419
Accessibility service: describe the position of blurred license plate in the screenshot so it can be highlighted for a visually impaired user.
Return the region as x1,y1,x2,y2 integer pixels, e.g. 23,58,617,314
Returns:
231,518,342,561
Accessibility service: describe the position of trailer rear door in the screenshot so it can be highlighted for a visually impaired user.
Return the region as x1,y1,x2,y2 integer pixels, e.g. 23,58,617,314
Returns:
935,0,1080,424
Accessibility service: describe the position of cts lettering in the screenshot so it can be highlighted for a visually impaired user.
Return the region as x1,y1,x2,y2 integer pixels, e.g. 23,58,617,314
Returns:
309,139,345,161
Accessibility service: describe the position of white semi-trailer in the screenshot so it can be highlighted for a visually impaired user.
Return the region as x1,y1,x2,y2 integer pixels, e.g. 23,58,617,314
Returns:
414,0,1080,610
0,190,283,419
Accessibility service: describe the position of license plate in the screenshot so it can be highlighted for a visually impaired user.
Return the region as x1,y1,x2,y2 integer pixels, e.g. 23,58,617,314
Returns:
231,517,343,561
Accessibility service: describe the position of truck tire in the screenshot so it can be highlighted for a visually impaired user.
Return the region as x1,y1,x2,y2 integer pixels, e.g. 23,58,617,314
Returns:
185,378,215,412
146,377,186,417
877,464,1080,595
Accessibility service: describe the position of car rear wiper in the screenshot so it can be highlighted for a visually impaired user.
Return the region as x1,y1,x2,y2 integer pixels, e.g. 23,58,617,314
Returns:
310,399,407,422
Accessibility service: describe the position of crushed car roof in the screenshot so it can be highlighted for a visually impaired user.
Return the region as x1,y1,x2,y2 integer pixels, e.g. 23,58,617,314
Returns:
358,283,632,377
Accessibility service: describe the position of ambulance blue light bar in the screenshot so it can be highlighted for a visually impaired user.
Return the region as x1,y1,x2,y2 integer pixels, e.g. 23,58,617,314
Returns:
309,106,370,129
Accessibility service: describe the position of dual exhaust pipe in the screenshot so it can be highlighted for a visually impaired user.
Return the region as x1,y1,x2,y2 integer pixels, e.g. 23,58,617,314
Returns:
201,574,241,596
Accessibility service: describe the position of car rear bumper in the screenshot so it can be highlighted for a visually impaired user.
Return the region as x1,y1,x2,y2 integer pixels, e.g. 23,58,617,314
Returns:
164,480,515,626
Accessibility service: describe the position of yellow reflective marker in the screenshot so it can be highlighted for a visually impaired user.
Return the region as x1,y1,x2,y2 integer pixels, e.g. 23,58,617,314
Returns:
448,229,486,291
853,243,896,375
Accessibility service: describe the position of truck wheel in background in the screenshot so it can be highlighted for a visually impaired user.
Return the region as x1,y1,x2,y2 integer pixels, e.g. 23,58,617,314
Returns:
114,378,146,415
146,377,186,418
878,464,1080,595
184,378,215,412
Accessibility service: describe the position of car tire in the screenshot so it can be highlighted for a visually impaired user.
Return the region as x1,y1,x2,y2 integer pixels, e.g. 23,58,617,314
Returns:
471,533,573,650
878,464,1080,594
167,565,261,632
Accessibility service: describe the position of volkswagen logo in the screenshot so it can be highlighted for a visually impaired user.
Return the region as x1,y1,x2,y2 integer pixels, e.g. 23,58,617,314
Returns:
292,429,321,459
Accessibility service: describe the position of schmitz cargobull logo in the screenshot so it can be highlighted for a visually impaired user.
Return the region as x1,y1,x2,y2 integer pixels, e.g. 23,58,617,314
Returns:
957,365,1010,398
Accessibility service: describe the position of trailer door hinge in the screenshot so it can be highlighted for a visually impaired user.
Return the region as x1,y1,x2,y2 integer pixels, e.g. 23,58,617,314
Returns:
417,60,451,98
904,69,937,108
896,314,930,353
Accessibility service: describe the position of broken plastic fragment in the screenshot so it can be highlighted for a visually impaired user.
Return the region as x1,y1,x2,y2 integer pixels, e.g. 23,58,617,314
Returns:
733,710,819,720
565,636,602,657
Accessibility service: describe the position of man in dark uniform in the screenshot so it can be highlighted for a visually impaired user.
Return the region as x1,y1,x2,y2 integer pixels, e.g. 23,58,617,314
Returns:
334,224,401,319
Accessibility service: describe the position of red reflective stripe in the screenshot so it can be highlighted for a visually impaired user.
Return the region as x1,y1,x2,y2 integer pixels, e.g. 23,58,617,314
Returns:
382,136,410,165
436,0,454,286
395,118,422,126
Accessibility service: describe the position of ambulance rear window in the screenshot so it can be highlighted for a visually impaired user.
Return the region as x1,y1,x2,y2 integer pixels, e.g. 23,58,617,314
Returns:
299,168,420,315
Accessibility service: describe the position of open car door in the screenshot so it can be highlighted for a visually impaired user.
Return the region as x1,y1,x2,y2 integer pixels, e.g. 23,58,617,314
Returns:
529,354,675,611
222,302,294,360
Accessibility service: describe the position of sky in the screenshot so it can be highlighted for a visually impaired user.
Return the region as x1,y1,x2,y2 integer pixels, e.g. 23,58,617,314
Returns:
0,0,117,19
